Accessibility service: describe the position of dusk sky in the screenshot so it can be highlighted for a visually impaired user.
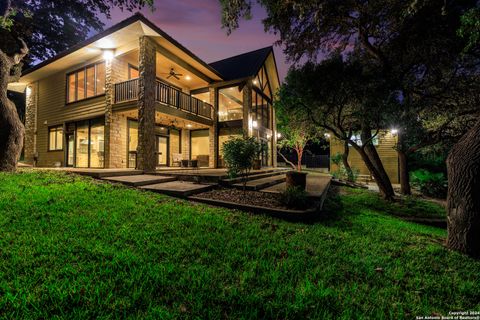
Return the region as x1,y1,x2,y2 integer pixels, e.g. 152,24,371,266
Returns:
101,0,291,81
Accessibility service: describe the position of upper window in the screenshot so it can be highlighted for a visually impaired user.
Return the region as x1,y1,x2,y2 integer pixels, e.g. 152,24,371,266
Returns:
350,132,379,147
48,126,63,151
128,65,139,79
218,86,243,122
67,62,105,103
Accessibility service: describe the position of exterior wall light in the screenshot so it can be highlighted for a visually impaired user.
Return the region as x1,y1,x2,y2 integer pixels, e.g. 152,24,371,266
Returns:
26,86,32,96
277,132,282,139
391,128,399,135
252,120,258,128
324,133,331,138
102,49,115,61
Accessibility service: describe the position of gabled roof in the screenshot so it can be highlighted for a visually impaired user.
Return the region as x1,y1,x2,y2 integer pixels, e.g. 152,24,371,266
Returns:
18,13,224,84
209,46,273,81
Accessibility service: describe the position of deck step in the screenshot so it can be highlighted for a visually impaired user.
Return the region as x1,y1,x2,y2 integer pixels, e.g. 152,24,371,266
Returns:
140,181,215,197
232,174,286,191
103,175,177,187
71,169,143,178
221,170,287,186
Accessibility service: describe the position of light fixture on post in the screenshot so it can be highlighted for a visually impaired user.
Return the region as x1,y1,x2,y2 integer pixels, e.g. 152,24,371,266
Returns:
102,48,115,61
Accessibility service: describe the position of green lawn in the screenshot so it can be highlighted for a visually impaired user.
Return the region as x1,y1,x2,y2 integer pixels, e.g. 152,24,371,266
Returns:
0,170,478,319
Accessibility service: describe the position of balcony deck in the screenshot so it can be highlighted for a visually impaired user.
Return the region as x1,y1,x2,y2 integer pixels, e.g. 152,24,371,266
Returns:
114,78,213,121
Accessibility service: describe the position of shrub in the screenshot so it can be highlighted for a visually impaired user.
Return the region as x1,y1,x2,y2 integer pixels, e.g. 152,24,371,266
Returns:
281,186,308,209
410,169,448,199
331,153,359,182
222,136,261,190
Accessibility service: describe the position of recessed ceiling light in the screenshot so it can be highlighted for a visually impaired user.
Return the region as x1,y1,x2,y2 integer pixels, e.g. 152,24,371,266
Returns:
185,75,191,80
187,124,192,128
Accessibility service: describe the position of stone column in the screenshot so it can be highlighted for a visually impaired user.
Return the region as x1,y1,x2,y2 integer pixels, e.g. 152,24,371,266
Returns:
24,82,38,165
181,129,190,160
103,59,114,168
136,36,157,173
208,87,218,168
242,80,252,137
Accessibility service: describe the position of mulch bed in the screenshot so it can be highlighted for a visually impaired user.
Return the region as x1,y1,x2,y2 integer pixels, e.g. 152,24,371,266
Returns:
195,188,291,210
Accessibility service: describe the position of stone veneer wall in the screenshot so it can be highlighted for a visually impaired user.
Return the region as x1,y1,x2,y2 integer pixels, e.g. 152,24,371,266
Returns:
24,82,38,165
105,57,129,168
181,129,190,160
242,81,252,137
136,36,157,172
109,112,128,168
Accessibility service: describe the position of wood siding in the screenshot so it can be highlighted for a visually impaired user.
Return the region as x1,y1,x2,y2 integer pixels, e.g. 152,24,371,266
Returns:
330,131,399,184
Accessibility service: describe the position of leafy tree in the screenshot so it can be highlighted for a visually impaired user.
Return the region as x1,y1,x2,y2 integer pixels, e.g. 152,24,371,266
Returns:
279,57,396,199
0,0,153,171
219,0,480,256
275,87,323,172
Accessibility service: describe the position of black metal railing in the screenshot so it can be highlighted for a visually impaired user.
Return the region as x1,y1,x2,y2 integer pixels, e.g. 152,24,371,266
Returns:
114,78,213,120
114,78,139,103
155,81,213,119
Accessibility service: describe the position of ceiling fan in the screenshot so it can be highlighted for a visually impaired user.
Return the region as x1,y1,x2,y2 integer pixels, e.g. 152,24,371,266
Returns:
161,68,183,80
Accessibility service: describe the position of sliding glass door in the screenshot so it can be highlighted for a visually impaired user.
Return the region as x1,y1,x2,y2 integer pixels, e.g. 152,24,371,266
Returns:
74,118,105,168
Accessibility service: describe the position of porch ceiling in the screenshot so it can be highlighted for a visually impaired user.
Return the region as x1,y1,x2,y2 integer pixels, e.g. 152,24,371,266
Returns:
117,48,209,91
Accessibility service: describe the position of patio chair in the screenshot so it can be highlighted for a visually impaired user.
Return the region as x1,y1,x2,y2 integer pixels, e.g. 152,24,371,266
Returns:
172,153,182,167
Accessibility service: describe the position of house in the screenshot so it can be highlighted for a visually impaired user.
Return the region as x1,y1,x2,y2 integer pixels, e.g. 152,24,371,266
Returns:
10,13,280,172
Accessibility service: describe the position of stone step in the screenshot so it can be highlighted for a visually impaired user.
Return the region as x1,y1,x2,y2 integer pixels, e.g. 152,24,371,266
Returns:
71,169,143,178
221,170,287,186
232,175,286,191
103,175,177,187
140,181,215,197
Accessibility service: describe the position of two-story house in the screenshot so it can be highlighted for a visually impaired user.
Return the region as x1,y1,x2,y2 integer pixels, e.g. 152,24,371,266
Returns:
10,13,280,172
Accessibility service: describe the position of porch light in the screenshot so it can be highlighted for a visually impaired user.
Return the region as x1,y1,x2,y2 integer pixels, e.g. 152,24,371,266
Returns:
102,49,115,61
391,128,399,135
252,120,258,128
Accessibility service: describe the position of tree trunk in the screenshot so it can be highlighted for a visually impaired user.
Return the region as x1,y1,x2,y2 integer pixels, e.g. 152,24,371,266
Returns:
0,53,24,172
296,147,303,172
446,118,480,258
361,127,395,199
342,140,354,181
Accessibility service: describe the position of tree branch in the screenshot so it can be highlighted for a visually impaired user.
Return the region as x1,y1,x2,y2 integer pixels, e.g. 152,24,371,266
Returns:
277,150,296,170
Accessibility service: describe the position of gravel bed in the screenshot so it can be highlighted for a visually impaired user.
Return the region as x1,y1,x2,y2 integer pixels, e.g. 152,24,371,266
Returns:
195,188,290,210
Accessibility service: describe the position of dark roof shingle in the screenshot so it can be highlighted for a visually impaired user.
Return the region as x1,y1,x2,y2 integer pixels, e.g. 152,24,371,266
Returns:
209,46,272,81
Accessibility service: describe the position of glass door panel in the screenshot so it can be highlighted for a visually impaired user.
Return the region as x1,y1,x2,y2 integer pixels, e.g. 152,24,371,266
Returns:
156,136,168,166
89,121,105,168
75,121,89,168
67,134,75,167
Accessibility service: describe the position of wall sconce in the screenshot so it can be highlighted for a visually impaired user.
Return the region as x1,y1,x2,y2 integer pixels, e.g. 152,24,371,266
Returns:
26,86,32,96
252,120,258,128
391,128,399,135
277,132,282,139
324,133,331,138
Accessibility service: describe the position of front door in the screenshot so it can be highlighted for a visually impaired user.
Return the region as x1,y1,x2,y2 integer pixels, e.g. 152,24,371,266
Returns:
66,133,75,167
156,136,168,166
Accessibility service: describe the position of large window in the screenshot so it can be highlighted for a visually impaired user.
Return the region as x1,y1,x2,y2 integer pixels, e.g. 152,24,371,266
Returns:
48,126,63,151
128,65,139,79
218,86,243,122
190,130,209,160
67,62,105,103
128,120,138,168
252,90,271,129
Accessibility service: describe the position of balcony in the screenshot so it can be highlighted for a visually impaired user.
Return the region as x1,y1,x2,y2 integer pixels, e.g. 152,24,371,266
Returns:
114,78,213,120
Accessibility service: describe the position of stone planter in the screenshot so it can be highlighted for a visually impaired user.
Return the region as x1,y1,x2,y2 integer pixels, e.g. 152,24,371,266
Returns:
252,159,261,170
286,171,308,190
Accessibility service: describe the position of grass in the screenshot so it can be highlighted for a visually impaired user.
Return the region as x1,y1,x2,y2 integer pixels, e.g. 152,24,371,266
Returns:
0,169,478,319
